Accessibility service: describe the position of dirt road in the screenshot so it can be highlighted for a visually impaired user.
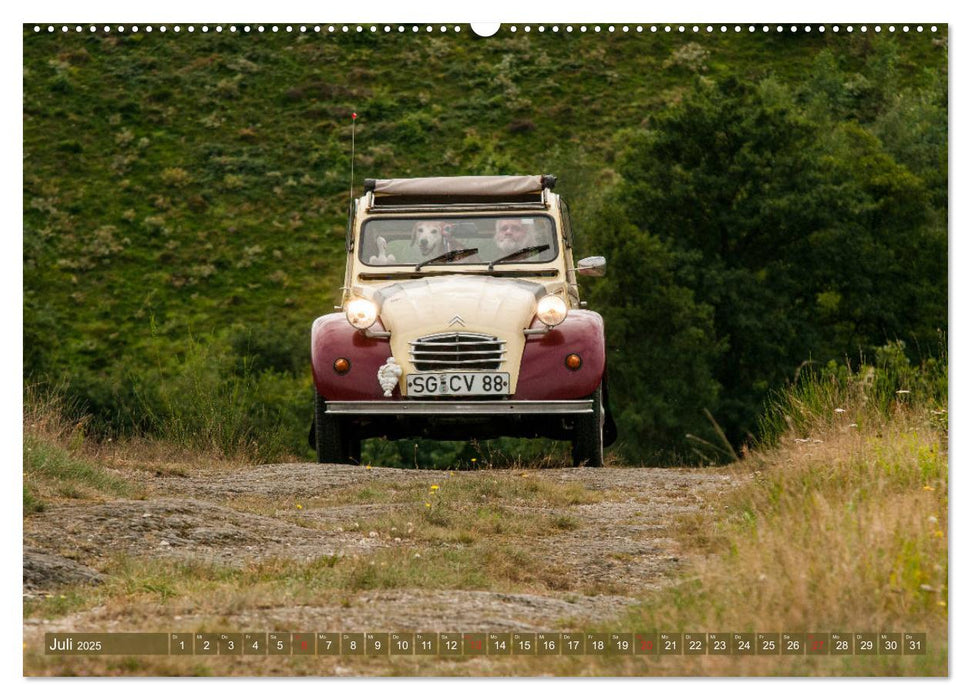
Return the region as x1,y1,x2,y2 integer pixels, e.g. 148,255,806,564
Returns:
24,462,735,673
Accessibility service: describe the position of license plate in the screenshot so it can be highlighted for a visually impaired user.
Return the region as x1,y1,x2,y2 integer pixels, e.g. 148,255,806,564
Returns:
406,372,510,396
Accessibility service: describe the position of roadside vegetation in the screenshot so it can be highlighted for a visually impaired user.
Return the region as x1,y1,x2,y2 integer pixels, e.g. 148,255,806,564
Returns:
582,347,948,675
23,389,142,513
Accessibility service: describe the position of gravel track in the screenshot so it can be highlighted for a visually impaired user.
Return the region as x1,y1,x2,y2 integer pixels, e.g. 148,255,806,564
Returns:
24,463,735,632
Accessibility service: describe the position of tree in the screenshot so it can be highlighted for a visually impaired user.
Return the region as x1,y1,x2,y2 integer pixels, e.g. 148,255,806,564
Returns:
600,75,944,451
583,203,722,463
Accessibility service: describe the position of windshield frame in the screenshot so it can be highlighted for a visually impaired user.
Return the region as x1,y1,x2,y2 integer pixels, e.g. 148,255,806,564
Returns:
357,213,560,269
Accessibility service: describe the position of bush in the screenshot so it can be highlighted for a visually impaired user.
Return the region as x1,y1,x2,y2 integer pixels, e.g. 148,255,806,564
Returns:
134,338,308,462
48,332,312,463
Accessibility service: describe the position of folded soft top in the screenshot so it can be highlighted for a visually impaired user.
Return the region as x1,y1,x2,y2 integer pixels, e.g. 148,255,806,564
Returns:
364,175,556,197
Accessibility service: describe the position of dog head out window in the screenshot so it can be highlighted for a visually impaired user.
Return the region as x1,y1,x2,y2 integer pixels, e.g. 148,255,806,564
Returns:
360,216,558,266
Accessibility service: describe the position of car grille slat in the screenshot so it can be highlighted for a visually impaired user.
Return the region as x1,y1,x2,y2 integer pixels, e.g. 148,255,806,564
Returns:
409,332,506,371
412,349,505,356
414,340,502,346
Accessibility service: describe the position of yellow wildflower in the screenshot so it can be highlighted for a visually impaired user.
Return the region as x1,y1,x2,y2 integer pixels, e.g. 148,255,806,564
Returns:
430,484,439,491
425,502,431,508
296,504,303,510
923,485,935,491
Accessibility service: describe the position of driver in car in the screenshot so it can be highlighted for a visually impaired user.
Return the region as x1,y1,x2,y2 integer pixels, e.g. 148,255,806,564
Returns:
494,218,538,255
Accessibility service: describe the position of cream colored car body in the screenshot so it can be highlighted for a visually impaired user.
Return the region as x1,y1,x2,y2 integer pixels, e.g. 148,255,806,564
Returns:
341,191,579,396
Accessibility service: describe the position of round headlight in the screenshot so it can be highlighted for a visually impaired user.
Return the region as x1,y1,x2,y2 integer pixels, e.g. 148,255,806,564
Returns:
345,298,378,329
536,294,568,327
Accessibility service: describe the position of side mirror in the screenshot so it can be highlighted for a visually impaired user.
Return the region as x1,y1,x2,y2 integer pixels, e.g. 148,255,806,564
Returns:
576,256,606,277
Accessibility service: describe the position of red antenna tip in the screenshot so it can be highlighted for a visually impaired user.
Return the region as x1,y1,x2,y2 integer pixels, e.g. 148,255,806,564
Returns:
352,112,358,120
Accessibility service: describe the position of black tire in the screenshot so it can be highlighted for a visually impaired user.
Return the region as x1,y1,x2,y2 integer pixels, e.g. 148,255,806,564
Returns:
572,383,605,468
347,432,362,465
314,393,360,465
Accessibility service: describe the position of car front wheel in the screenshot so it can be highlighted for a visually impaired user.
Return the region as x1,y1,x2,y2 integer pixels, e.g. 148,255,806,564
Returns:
571,383,605,468
314,393,361,465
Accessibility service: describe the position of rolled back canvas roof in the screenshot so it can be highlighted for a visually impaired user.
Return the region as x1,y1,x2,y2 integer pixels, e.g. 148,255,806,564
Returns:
369,175,547,198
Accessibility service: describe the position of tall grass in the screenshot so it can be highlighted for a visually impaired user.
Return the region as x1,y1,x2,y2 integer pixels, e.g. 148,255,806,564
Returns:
23,387,136,512
136,338,308,462
44,334,311,464
608,346,948,675
758,340,947,444
21,344,309,514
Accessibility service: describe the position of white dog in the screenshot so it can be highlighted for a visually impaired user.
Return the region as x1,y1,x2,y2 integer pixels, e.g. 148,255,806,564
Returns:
411,221,448,258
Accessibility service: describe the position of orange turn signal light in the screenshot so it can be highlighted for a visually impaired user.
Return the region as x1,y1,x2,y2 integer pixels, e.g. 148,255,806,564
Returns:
565,353,583,371
333,358,351,374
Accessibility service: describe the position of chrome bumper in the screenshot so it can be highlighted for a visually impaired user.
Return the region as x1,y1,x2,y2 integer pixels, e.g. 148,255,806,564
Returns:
325,400,593,415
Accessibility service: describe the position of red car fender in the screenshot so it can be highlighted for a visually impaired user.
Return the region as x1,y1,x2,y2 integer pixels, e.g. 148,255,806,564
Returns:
513,310,605,400
311,314,396,400
312,310,606,402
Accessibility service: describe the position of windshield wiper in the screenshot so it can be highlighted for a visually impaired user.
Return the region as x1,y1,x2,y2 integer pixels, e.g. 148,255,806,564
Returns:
487,244,551,271
414,248,479,272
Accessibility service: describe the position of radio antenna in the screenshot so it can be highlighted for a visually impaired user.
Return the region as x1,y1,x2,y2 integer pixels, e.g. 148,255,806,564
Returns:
348,111,358,207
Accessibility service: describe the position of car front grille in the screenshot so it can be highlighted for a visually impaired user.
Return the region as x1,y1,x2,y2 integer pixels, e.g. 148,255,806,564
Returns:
408,332,506,371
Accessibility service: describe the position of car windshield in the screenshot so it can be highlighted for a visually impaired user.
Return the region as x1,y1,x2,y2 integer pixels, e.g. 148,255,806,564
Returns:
360,216,558,267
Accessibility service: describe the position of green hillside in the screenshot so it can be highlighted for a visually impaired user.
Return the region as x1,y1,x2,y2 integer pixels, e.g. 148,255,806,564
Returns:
23,25,948,464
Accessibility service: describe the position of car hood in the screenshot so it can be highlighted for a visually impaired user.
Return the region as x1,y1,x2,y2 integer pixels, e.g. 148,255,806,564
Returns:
375,275,546,390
